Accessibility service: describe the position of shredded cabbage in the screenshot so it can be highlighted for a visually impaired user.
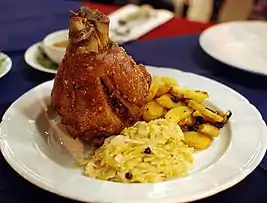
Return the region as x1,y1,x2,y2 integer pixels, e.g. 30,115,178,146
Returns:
78,119,194,183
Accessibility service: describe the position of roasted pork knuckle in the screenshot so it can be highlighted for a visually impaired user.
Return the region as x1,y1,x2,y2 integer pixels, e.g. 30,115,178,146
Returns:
51,6,151,141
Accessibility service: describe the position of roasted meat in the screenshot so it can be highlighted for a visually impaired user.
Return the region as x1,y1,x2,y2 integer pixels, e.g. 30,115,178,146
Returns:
51,6,151,141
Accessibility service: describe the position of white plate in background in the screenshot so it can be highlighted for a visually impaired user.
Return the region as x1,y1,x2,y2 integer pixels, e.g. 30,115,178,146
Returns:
24,42,57,74
109,4,174,44
200,21,267,76
0,52,12,79
0,66,266,203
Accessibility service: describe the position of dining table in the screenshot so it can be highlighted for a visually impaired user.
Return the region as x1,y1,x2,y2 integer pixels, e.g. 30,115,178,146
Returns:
0,1,266,203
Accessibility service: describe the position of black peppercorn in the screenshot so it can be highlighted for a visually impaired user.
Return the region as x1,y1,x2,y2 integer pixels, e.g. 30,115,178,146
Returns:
125,172,133,179
144,147,152,154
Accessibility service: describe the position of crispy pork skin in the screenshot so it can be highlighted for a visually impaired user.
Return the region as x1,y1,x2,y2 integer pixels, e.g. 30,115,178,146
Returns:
51,6,151,141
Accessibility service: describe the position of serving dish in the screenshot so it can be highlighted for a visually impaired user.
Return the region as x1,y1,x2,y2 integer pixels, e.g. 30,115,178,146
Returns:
1,65,266,203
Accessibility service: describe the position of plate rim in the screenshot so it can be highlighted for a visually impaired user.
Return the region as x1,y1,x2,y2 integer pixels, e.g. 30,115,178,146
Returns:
24,42,57,74
1,66,267,203
199,21,267,76
0,52,12,79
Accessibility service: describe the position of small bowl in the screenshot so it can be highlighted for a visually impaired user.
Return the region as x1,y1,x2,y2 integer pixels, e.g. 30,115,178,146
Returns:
43,29,69,64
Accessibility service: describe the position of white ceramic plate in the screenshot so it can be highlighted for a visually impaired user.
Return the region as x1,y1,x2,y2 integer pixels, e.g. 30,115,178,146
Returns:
199,21,267,76
109,4,173,44
24,42,57,74
1,66,267,203
0,52,12,79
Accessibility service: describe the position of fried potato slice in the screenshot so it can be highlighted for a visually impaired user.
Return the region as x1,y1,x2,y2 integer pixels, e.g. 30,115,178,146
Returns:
147,76,165,101
184,131,212,150
187,100,224,123
165,106,193,123
198,123,220,137
143,101,165,122
156,94,183,109
161,77,179,86
156,85,172,97
171,86,208,104
179,114,194,126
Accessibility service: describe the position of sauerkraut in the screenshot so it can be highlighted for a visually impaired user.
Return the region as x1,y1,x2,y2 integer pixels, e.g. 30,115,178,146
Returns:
78,119,194,183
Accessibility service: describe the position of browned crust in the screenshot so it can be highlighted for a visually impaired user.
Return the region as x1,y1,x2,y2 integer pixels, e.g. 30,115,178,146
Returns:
51,42,151,141
51,6,151,141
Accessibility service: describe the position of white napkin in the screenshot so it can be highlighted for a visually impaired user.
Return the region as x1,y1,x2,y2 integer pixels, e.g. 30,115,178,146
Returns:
108,4,174,44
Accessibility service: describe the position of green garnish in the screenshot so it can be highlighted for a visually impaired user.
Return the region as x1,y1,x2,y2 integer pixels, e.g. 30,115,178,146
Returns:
37,46,58,70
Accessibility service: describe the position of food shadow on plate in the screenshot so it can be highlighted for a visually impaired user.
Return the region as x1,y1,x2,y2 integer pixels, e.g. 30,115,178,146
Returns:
192,44,267,90
34,101,94,168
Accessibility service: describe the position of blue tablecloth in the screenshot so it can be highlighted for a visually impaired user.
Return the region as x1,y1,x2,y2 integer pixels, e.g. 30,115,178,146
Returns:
1,1,267,203
0,0,80,52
